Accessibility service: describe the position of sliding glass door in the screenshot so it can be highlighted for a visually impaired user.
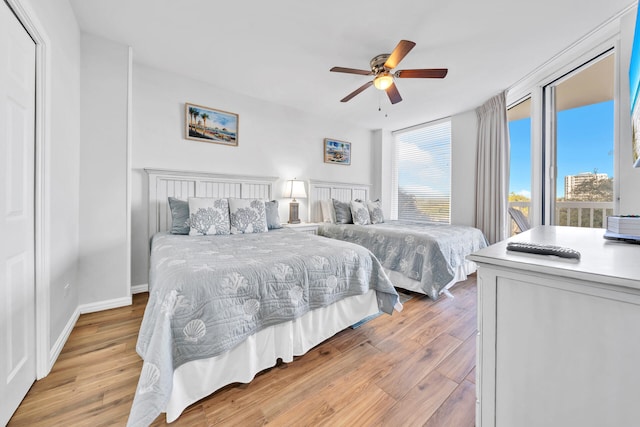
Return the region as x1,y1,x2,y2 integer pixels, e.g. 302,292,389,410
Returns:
543,52,615,228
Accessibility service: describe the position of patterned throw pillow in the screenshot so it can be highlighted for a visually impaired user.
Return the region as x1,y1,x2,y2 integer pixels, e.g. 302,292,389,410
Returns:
228,198,269,234
332,199,353,224
265,200,282,229
350,200,371,225
367,199,385,224
188,198,231,236
168,197,190,234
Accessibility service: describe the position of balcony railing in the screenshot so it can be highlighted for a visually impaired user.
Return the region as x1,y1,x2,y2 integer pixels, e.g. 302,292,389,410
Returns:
509,201,614,234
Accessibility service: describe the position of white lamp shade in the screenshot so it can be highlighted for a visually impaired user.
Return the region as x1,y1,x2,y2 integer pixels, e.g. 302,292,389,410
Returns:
284,180,307,199
373,72,393,90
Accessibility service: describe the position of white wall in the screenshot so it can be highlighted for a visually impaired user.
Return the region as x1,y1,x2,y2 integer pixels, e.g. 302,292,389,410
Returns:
371,129,393,217
451,110,478,226
22,0,81,357
78,33,130,306
131,63,374,287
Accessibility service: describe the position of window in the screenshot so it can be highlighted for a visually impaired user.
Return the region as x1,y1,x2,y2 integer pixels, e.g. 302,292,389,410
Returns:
393,119,451,223
508,97,532,235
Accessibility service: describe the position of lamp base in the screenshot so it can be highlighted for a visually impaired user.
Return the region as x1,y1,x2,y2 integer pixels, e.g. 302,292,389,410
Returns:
288,201,300,224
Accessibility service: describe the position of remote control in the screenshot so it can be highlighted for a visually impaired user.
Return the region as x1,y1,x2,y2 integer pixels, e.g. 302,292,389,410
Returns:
506,242,581,259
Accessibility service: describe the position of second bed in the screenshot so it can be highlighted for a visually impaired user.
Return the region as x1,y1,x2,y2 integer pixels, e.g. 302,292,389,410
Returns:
309,180,488,299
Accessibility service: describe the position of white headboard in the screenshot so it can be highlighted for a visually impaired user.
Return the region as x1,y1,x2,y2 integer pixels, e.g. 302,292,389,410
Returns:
146,168,278,235
308,179,371,222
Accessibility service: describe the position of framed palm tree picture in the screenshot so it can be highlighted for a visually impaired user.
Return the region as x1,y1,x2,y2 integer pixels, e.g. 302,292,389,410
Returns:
185,102,238,146
324,138,351,165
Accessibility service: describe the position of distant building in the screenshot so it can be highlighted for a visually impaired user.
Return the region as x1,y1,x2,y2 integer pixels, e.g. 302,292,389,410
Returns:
564,172,608,200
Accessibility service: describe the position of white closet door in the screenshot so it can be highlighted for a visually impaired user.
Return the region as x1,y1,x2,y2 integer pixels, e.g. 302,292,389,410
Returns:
0,2,37,425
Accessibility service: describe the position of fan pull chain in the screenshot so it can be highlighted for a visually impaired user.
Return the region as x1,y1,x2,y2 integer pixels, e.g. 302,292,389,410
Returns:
377,92,388,118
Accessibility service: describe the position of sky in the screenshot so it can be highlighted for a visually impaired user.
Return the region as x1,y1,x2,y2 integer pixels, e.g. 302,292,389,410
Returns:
396,121,451,198
191,106,238,131
509,100,614,199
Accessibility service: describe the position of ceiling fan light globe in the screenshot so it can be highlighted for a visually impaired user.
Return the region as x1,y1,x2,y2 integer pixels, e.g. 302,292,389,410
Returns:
373,73,393,90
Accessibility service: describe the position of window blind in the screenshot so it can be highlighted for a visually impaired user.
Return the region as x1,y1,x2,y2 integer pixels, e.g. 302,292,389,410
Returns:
393,119,451,223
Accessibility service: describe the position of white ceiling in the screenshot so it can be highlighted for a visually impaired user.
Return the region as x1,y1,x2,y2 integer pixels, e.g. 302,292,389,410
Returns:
68,0,634,131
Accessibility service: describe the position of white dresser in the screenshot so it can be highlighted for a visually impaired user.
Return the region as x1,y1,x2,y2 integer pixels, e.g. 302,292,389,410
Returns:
469,226,640,427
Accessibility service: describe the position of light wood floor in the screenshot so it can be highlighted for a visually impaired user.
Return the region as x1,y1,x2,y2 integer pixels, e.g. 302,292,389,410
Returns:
9,276,477,427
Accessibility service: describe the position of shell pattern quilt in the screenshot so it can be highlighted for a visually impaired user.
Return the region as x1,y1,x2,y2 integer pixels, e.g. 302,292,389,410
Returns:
317,220,488,299
127,229,399,427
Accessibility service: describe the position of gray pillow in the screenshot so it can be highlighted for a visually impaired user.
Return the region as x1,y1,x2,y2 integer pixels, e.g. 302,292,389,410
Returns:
265,200,282,229
332,199,353,224
168,197,190,235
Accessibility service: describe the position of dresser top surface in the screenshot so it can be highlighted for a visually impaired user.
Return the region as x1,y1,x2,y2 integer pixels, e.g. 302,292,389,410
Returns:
469,226,640,287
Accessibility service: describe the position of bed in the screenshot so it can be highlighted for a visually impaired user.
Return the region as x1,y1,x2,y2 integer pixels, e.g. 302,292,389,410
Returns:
127,170,401,427
308,179,488,299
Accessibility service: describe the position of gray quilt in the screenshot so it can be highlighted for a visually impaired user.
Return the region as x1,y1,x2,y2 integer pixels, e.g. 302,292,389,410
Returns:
317,220,488,299
127,229,399,427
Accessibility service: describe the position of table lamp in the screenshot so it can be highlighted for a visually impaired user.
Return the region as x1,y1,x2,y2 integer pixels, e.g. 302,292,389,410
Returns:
284,179,306,224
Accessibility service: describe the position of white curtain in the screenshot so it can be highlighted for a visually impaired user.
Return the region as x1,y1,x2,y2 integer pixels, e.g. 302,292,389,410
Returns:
475,91,510,244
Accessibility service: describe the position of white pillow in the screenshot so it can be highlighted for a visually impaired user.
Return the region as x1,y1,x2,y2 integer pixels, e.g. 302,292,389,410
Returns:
350,200,371,225
188,198,230,235
320,199,336,223
367,199,385,224
228,198,268,234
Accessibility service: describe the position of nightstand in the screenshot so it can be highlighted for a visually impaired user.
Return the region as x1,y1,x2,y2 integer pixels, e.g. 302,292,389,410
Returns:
281,222,319,235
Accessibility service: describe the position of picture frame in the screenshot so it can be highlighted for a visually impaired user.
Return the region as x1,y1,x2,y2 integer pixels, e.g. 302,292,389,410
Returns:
324,138,351,165
185,102,238,146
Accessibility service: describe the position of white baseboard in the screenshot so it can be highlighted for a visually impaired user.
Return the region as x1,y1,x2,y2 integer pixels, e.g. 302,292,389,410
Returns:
46,295,134,375
48,306,80,373
79,296,132,315
131,283,148,294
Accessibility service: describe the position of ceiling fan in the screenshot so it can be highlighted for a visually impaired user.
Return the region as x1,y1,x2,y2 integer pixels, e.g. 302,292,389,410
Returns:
330,40,448,105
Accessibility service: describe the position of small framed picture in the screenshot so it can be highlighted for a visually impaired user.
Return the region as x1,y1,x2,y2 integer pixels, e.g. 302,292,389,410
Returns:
324,138,351,165
185,102,238,146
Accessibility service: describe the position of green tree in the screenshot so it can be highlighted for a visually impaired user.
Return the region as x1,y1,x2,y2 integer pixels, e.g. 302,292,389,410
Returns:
509,192,530,202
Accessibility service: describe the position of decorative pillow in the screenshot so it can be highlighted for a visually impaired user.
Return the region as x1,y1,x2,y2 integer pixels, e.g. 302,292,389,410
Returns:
229,198,268,234
168,197,190,234
332,199,353,224
188,198,230,236
367,199,385,224
320,199,336,223
265,200,282,229
350,200,371,225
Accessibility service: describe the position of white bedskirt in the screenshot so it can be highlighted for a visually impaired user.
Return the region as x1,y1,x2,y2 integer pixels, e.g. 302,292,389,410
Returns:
164,289,380,422
383,260,477,296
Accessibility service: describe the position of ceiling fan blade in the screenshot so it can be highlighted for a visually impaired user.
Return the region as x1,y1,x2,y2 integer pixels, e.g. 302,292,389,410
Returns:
395,68,448,79
384,40,416,69
386,82,402,104
340,80,374,102
330,66,373,76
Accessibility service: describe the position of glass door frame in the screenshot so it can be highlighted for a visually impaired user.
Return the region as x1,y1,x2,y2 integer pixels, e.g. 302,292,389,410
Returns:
542,49,617,226
506,90,545,228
